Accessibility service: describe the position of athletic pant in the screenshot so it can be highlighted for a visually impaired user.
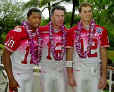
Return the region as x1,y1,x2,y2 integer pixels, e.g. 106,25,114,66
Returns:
40,70,66,92
73,63,101,92
13,72,33,92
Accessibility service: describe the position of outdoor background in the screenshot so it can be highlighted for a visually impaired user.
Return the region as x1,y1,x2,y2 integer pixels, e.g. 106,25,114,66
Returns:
0,0,114,92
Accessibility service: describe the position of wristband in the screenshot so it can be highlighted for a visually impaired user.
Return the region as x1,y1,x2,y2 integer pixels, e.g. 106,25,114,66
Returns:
64,61,73,67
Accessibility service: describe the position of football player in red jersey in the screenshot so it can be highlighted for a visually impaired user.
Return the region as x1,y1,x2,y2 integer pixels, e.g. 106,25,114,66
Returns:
2,8,41,92
39,5,68,92
66,2,109,92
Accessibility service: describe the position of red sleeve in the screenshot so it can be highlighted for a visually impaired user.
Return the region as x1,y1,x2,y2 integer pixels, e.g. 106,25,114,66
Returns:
64,27,68,32
100,27,110,47
39,25,49,33
4,27,26,52
66,28,75,48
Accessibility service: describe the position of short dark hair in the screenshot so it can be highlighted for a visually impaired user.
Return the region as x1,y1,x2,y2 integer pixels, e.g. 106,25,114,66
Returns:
79,2,92,12
50,5,66,16
27,8,41,18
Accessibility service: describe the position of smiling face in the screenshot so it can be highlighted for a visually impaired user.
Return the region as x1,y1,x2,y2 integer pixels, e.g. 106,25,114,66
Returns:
28,12,41,29
51,9,65,27
80,6,93,23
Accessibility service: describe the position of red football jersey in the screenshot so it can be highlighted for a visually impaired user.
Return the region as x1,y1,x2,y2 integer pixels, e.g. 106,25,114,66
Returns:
66,24,109,62
4,26,37,73
39,25,68,71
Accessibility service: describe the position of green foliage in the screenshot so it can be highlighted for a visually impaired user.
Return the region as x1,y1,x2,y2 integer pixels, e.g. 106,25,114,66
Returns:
40,19,49,26
64,12,80,28
22,0,39,9
108,50,114,61
0,44,4,49
0,1,25,43
104,90,109,92
40,0,55,7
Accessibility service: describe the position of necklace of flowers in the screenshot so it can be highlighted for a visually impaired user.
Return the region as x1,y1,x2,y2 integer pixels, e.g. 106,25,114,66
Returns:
47,21,66,61
22,21,42,64
75,19,95,58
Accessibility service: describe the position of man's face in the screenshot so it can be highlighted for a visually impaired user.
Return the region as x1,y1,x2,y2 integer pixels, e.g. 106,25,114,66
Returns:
51,9,64,27
28,12,41,29
79,6,92,22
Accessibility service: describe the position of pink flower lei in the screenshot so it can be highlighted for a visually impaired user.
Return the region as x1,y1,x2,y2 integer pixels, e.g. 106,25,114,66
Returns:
47,21,66,61
22,21,42,64
75,20,96,58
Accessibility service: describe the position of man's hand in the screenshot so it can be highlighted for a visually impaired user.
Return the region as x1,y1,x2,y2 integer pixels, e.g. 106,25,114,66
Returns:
68,75,76,87
98,75,107,89
9,77,19,91
66,48,76,87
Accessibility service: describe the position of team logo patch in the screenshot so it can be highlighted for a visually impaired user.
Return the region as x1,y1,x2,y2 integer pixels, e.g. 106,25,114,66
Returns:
96,27,103,34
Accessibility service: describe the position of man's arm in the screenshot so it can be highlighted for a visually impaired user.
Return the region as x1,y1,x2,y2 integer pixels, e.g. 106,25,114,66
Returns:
100,47,108,77
2,48,19,90
98,47,108,89
2,48,13,80
66,48,76,87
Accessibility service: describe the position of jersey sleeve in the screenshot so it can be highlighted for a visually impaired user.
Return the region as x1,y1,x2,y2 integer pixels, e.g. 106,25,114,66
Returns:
66,29,74,48
39,25,49,33
100,27,110,47
4,28,23,52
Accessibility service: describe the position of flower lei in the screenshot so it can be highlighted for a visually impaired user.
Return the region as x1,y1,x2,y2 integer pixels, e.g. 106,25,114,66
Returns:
47,21,66,61
75,20,95,58
22,21,42,64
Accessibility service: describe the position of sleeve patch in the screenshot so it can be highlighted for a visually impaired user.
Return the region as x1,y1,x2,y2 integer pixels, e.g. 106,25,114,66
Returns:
96,27,103,34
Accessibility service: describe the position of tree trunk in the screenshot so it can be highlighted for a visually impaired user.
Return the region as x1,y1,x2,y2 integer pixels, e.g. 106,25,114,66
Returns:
48,3,51,21
70,0,79,27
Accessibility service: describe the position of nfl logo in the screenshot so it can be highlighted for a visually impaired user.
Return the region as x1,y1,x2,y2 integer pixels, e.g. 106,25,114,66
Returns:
96,27,103,34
